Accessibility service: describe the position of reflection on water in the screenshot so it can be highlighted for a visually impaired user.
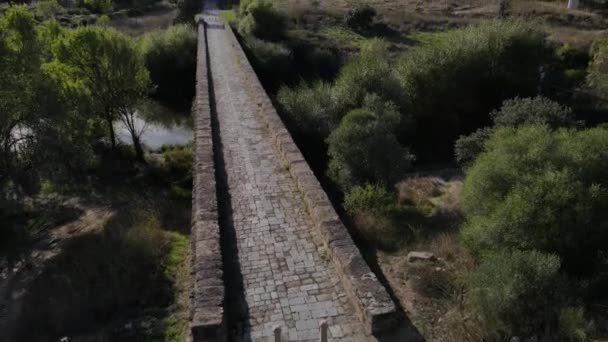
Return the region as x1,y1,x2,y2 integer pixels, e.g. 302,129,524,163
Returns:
116,101,193,151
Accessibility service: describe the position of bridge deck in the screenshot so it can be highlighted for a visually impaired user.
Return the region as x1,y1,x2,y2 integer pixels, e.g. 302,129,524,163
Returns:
203,3,371,341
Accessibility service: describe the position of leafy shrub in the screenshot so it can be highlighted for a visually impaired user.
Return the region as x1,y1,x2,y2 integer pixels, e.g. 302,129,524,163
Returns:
344,183,394,216
461,125,608,274
466,249,562,340
277,40,403,146
344,184,414,250
492,96,579,128
454,127,492,167
36,0,63,19
334,39,404,113
243,37,291,89
160,144,192,181
277,40,409,146
159,144,192,198
238,0,286,41
83,0,112,14
397,20,548,161
291,45,341,81
327,96,414,191
239,0,254,13
559,307,595,342
344,4,377,31
277,81,337,143
587,35,608,101
455,96,578,167
556,44,590,70
139,24,197,108
97,14,110,25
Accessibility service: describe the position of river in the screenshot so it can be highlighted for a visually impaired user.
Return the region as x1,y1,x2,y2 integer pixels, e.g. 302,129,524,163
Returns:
115,101,193,151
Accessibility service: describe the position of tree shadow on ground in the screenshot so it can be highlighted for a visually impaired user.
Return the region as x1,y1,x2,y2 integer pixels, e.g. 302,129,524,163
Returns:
12,203,182,342
0,200,84,263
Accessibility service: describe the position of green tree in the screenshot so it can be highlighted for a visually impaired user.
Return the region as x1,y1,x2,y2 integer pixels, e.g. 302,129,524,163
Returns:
277,81,336,144
51,27,150,161
139,24,197,109
238,0,286,41
461,125,608,274
398,20,548,160
491,96,578,129
1,7,95,197
327,96,414,190
333,39,404,112
455,96,578,167
454,127,492,167
0,6,44,189
277,39,404,145
466,249,563,340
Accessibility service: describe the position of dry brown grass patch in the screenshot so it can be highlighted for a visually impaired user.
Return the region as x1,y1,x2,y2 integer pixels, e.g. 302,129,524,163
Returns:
397,176,464,220
352,210,410,251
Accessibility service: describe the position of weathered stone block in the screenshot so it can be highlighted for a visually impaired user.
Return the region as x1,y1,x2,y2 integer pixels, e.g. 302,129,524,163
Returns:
318,220,350,245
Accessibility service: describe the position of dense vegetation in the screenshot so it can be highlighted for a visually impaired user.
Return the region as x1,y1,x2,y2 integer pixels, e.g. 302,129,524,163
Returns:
235,0,341,90
457,125,608,339
0,4,195,340
233,2,608,340
5,0,608,340
139,24,197,109
0,5,196,196
279,19,549,163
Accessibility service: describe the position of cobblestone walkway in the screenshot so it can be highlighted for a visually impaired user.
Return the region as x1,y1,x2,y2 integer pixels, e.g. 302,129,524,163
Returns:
204,3,371,341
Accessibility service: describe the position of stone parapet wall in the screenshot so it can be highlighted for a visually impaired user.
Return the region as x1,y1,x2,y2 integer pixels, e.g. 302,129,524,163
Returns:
222,23,400,335
190,20,225,341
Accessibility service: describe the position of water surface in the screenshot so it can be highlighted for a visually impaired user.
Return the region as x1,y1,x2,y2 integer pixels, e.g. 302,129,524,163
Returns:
116,101,192,151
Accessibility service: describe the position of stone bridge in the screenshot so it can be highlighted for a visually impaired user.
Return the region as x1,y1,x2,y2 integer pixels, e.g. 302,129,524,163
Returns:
189,1,404,341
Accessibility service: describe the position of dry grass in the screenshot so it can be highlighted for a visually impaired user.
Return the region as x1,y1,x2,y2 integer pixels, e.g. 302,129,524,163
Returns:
10,202,190,340
397,175,463,220
546,25,604,49
110,7,177,36
380,232,477,341
398,177,444,212
376,173,475,341
277,0,607,48
352,210,411,251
